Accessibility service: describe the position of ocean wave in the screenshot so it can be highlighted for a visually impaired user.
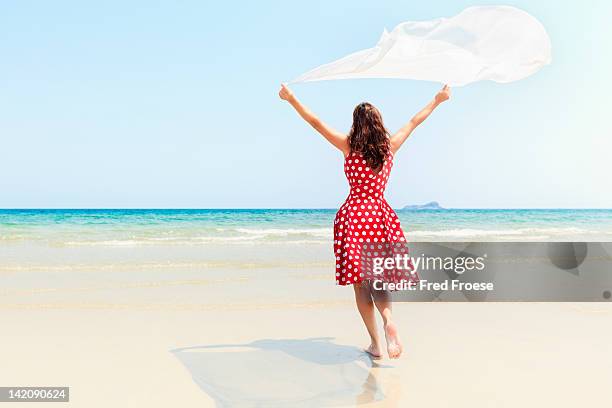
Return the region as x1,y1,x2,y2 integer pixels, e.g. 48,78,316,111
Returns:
221,227,330,237
408,227,597,238
2,225,610,248
60,237,328,247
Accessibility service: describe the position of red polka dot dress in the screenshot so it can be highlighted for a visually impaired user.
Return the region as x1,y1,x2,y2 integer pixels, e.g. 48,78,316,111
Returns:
333,151,418,286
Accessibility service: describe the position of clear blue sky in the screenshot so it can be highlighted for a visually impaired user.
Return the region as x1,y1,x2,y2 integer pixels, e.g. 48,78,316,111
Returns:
1,0,610,208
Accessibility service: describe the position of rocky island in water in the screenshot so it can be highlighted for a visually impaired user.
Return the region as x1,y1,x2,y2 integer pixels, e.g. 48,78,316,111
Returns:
402,201,445,210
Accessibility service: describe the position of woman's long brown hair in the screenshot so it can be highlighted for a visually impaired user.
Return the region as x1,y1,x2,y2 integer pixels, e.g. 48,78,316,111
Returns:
347,102,390,171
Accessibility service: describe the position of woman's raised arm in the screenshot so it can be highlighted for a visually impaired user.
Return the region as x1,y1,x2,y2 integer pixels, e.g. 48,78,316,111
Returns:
390,85,451,153
279,84,349,155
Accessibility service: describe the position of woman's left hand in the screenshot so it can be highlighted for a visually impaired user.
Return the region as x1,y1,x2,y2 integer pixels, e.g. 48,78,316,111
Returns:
278,83,294,101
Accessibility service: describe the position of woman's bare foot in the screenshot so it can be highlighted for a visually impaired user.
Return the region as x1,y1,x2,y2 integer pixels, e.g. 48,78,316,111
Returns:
364,343,383,359
384,321,403,359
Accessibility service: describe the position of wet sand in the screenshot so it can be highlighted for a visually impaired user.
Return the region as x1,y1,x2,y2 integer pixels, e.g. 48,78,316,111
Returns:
1,242,611,407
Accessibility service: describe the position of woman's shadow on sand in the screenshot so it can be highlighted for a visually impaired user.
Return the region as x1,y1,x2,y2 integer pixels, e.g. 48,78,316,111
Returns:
170,337,391,407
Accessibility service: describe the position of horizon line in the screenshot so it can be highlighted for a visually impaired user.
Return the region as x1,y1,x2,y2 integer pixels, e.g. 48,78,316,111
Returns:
1,207,611,211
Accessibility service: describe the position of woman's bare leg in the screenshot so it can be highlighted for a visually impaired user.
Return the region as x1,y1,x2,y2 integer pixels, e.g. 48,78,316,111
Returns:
371,287,403,359
353,282,382,358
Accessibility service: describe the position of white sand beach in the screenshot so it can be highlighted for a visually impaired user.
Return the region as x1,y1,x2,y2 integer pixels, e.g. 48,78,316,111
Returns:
1,241,611,407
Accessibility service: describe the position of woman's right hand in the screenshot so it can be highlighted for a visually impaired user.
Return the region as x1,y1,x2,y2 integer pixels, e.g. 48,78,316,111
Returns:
278,83,294,102
435,84,451,104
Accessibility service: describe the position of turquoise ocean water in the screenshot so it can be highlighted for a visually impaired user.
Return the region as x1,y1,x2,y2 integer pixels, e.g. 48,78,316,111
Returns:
1,209,611,246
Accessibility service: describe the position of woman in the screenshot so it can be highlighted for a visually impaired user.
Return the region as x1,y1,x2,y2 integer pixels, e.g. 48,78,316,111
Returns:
279,83,451,359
